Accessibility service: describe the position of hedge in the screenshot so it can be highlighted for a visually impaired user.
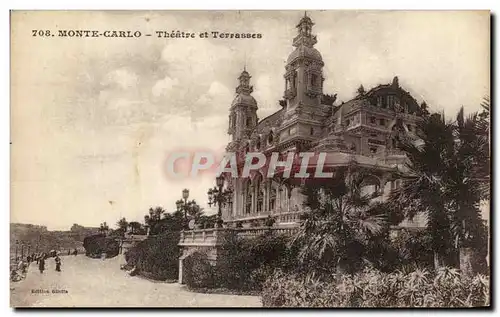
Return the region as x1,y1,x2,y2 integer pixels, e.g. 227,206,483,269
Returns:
182,231,298,291
125,231,180,281
182,251,216,288
262,267,490,307
83,234,119,258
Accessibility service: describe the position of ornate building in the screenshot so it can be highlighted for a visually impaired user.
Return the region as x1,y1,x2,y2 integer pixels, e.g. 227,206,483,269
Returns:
221,13,428,229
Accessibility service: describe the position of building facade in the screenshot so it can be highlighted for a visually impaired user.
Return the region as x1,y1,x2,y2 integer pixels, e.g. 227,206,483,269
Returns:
220,13,428,228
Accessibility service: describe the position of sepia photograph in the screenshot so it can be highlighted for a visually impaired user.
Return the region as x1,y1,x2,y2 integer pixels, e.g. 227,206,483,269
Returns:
9,10,491,308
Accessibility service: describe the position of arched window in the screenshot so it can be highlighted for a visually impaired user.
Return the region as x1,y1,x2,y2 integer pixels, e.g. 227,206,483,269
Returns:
246,117,252,127
255,174,264,213
269,187,277,212
268,131,274,144
245,182,252,214
310,127,314,135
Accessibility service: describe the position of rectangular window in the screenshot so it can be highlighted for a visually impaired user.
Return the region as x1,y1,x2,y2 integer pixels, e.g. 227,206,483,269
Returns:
370,116,376,124
379,118,386,126
387,95,394,108
311,74,318,88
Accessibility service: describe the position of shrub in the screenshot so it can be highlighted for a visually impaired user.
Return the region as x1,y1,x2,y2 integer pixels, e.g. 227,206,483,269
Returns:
183,251,215,289
262,267,490,307
216,231,298,291
391,229,434,270
124,231,180,281
83,234,119,258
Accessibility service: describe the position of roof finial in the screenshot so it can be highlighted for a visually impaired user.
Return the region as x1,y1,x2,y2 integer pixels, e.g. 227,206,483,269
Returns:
304,11,307,18
244,51,247,72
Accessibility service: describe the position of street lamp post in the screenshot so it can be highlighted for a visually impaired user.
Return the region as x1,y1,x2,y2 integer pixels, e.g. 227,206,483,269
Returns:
176,189,190,230
207,175,232,228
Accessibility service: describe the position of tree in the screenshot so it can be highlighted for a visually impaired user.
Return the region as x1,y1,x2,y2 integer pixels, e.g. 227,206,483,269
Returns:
99,222,109,234
115,218,128,237
389,102,490,273
186,200,204,222
144,207,167,235
357,85,366,96
420,101,430,117
291,164,387,275
128,221,143,235
197,214,217,229
389,113,456,268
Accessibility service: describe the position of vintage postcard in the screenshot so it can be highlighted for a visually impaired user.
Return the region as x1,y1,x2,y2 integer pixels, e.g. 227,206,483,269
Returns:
10,10,490,308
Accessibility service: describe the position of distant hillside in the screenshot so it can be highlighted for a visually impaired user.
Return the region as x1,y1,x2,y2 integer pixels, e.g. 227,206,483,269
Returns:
10,223,99,260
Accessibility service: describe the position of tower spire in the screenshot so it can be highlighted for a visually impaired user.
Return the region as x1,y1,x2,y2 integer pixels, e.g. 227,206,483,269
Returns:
236,68,253,95
293,12,317,48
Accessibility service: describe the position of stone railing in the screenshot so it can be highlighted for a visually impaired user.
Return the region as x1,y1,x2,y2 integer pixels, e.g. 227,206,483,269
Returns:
178,228,223,246
276,211,305,223
233,226,299,238
225,210,304,224
178,226,300,247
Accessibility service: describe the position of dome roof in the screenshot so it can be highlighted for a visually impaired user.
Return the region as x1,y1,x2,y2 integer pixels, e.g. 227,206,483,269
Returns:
287,45,323,64
231,94,257,107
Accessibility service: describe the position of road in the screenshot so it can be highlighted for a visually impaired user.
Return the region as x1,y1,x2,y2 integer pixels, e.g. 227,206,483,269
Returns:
10,255,261,308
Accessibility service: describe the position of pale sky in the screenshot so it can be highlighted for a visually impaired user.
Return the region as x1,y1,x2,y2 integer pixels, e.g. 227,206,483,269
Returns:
10,11,489,230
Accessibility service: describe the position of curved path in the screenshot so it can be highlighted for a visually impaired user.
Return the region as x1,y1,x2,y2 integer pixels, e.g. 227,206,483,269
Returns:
10,255,261,308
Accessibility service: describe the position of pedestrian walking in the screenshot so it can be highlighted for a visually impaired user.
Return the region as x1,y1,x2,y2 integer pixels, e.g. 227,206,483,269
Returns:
38,255,45,274
55,255,62,272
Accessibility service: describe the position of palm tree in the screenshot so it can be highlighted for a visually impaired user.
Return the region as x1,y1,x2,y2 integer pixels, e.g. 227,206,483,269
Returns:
389,113,456,268
116,218,128,236
291,164,387,275
144,206,167,235
99,222,109,235
128,221,142,235
186,200,204,222
446,105,489,273
389,102,490,272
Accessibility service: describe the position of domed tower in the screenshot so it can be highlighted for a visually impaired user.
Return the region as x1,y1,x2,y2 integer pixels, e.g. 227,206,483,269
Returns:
227,68,258,149
280,12,326,148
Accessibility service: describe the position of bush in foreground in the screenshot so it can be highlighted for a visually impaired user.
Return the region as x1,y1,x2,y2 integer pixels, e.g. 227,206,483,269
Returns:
216,231,298,291
262,267,490,308
125,231,180,281
182,251,215,289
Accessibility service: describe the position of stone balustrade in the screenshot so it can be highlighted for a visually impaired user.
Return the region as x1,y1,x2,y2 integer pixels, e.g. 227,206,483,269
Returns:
225,211,304,224
178,226,300,247
276,211,305,223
